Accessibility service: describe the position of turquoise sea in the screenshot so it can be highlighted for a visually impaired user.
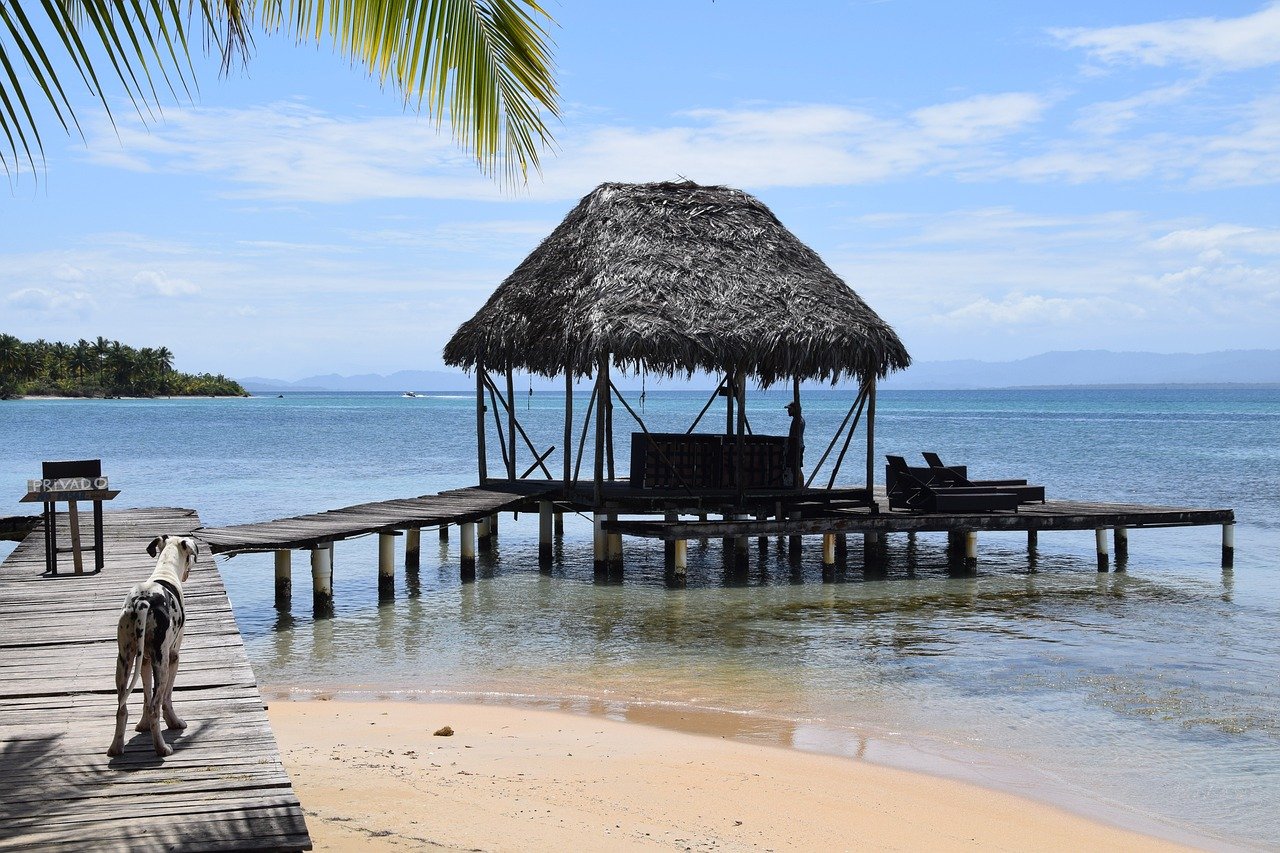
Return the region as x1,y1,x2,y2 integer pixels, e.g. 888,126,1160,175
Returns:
2,387,1277,849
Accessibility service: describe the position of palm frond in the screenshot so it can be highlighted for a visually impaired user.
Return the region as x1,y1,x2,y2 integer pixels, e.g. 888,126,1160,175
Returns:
0,0,555,185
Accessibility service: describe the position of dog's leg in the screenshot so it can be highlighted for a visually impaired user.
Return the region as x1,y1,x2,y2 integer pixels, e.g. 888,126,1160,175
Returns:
135,655,155,732
161,651,186,730
147,654,172,757
107,635,134,757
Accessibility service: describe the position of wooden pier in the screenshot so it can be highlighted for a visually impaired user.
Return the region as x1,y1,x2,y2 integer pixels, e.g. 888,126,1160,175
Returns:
0,508,311,851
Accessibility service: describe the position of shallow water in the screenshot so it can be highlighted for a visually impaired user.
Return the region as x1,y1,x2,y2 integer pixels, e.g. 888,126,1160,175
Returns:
2,388,1277,849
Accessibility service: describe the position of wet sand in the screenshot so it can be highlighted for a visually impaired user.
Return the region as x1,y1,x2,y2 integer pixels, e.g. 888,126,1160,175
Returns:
267,699,1192,851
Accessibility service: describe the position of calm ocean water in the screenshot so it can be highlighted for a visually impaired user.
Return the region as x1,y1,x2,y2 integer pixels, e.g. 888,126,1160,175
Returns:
2,387,1277,849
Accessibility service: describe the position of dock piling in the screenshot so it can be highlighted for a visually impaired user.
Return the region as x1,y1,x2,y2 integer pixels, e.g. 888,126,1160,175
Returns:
439,524,449,541
310,544,333,615
1095,528,1110,571
593,514,607,575
664,512,677,572
606,513,623,576
555,510,565,537
460,521,476,579
1222,523,1235,568
378,532,396,599
273,550,291,606
673,537,688,586
965,531,978,571
822,532,836,580
405,527,420,571
538,501,553,571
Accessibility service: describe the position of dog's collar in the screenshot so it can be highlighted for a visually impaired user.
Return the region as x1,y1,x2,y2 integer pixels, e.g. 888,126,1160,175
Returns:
155,578,183,603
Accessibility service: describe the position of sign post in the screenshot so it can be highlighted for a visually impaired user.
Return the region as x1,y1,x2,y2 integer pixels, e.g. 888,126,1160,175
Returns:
20,460,120,576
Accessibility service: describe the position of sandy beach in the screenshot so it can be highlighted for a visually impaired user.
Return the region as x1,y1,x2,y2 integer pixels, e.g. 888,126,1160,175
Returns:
267,699,1191,851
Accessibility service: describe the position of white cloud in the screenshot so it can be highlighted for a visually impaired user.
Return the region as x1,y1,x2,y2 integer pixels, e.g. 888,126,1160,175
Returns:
132,270,201,298
83,95,1049,202
4,287,94,315
1072,81,1201,136
1052,3,1280,70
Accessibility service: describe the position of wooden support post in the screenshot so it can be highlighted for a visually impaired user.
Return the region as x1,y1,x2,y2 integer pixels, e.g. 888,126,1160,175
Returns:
477,515,491,542
1114,527,1129,559
835,532,848,569
1095,528,1110,572
554,511,565,536
757,511,769,550
490,513,499,536
861,532,878,573
460,521,476,579
947,530,964,556
698,513,708,545
965,531,978,570
725,369,735,435
673,538,688,587
1027,530,1038,553
506,367,517,480
664,512,676,572
538,501,553,570
378,532,396,599
310,545,333,614
67,500,84,574
594,359,606,506
405,528,420,570
606,513,623,576
439,524,449,541
865,378,877,499
788,510,802,559
593,514,606,576
735,372,747,504
476,367,488,482
1222,523,1235,568
564,369,573,488
274,550,291,604
822,533,836,580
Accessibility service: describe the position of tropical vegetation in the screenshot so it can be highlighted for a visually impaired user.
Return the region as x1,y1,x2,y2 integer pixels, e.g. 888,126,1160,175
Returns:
0,0,558,184
0,334,246,398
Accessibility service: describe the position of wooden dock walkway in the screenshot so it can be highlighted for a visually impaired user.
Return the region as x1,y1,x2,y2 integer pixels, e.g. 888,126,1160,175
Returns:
196,484,552,555
606,493,1236,538
0,508,311,851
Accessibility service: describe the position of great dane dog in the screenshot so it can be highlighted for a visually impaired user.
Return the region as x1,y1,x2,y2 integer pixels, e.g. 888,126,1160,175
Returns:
107,535,199,758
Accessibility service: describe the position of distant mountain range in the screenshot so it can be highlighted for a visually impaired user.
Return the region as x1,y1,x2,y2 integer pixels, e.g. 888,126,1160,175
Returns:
239,349,1280,393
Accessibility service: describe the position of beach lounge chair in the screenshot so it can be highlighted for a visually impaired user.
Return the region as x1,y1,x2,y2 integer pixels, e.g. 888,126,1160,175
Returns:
920,452,1046,503
885,456,1020,513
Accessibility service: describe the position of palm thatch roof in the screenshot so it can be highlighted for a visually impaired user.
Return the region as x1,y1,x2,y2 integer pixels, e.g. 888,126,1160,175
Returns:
444,180,910,386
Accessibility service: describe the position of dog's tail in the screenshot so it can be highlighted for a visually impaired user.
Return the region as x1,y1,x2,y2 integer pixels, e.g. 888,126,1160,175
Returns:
123,598,150,696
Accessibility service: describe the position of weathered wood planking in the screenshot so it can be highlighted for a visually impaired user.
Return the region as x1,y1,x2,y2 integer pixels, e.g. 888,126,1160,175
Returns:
0,509,311,852
606,493,1235,540
195,484,554,555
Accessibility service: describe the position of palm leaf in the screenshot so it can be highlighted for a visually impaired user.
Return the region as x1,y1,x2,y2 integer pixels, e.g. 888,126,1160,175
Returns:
0,0,556,185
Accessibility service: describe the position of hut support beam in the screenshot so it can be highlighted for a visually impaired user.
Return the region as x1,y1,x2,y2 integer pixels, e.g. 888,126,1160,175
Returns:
865,378,877,498
735,371,747,504
273,550,291,606
506,368,517,480
564,370,573,488
475,367,487,482
594,358,607,506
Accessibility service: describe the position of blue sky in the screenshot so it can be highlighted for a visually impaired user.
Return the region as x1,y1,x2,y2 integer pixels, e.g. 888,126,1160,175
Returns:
3,1,1279,380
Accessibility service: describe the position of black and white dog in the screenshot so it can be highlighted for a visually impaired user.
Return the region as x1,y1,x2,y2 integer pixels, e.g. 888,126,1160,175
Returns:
107,535,199,758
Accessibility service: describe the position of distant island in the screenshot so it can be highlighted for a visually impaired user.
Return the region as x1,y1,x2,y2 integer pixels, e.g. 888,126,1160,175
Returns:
0,334,246,399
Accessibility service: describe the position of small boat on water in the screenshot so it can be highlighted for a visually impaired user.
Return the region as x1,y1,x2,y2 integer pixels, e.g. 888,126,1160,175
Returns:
402,391,418,398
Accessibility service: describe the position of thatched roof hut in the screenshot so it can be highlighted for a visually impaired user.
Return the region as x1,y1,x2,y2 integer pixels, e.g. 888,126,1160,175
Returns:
444,180,909,386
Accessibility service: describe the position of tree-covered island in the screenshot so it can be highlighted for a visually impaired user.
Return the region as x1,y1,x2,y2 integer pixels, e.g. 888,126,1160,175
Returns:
0,334,246,399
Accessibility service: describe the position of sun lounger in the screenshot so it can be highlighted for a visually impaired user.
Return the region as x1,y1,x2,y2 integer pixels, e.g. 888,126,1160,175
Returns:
885,456,1020,513
920,452,1046,502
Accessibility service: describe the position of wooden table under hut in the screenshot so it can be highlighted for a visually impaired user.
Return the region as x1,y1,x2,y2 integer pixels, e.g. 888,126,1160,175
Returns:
443,180,910,582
